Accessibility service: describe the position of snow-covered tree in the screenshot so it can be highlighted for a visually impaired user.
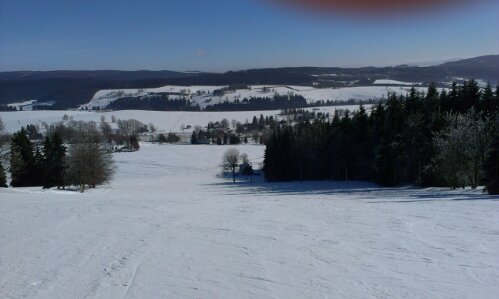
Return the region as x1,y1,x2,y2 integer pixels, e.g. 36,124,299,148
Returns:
433,109,492,189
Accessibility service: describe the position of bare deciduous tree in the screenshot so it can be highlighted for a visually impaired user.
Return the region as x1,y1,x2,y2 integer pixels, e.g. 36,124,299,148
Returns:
65,123,115,192
240,153,249,164
149,123,157,134
99,122,112,139
66,142,115,192
117,119,147,136
221,148,240,183
221,119,230,130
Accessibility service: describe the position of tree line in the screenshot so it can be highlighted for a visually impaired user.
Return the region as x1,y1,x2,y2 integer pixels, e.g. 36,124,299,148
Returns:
107,94,201,111
205,95,308,111
264,81,499,194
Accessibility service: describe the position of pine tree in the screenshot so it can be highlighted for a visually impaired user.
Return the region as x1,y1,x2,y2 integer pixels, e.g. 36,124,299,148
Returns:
129,135,140,151
43,133,67,189
457,80,481,113
33,147,45,186
375,94,406,186
10,128,37,187
191,131,198,144
480,84,496,115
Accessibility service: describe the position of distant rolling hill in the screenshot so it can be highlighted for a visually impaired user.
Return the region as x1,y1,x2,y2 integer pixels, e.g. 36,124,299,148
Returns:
1,55,497,109
0,70,197,81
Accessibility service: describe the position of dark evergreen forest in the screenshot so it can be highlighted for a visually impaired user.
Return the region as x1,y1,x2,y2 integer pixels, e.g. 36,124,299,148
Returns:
263,81,499,194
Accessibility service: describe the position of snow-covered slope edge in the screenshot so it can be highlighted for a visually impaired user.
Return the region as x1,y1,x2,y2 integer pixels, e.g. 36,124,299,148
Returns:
82,85,429,110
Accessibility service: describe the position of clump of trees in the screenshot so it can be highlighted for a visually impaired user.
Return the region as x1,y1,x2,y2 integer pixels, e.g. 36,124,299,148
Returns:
107,95,201,111
194,114,284,146
45,117,147,152
158,133,181,144
205,95,308,111
7,122,115,192
10,128,40,187
220,149,253,183
264,81,498,194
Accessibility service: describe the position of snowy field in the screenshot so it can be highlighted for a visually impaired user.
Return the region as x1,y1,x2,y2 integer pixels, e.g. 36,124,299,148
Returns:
0,105,369,134
1,143,498,298
82,85,426,110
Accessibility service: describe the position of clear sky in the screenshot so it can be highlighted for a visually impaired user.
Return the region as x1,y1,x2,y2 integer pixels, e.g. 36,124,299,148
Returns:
0,0,497,72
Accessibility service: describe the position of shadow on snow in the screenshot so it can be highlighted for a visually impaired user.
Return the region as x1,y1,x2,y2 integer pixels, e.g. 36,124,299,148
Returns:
207,174,499,202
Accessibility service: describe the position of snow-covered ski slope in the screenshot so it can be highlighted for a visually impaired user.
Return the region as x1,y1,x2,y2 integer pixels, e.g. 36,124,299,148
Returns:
0,105,368,134
83,85,428,109
1,144,498,298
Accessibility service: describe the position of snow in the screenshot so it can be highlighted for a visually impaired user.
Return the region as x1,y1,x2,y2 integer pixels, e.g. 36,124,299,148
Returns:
374,79,422,86
0,105,370,134
0,143,498,298
7,100,37,111
83,85,427,110
6,100,56,111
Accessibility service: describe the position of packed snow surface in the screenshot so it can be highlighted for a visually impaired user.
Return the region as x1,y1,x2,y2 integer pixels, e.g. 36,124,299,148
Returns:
1,144,498,298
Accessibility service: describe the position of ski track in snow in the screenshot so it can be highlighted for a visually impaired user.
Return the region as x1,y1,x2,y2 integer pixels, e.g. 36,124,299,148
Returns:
0,144,498,298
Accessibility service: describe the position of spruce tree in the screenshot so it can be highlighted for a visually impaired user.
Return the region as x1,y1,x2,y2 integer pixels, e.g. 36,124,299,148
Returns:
480,84,496,116
191,131,198,144
10,128,37,187
33,147,45,186
43,133,67,189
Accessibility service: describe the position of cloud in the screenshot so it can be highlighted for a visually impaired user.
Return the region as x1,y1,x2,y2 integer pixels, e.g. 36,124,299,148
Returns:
195,50,206,57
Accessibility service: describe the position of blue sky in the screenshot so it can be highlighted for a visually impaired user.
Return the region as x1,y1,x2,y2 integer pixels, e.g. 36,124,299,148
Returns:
0,0,497,72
